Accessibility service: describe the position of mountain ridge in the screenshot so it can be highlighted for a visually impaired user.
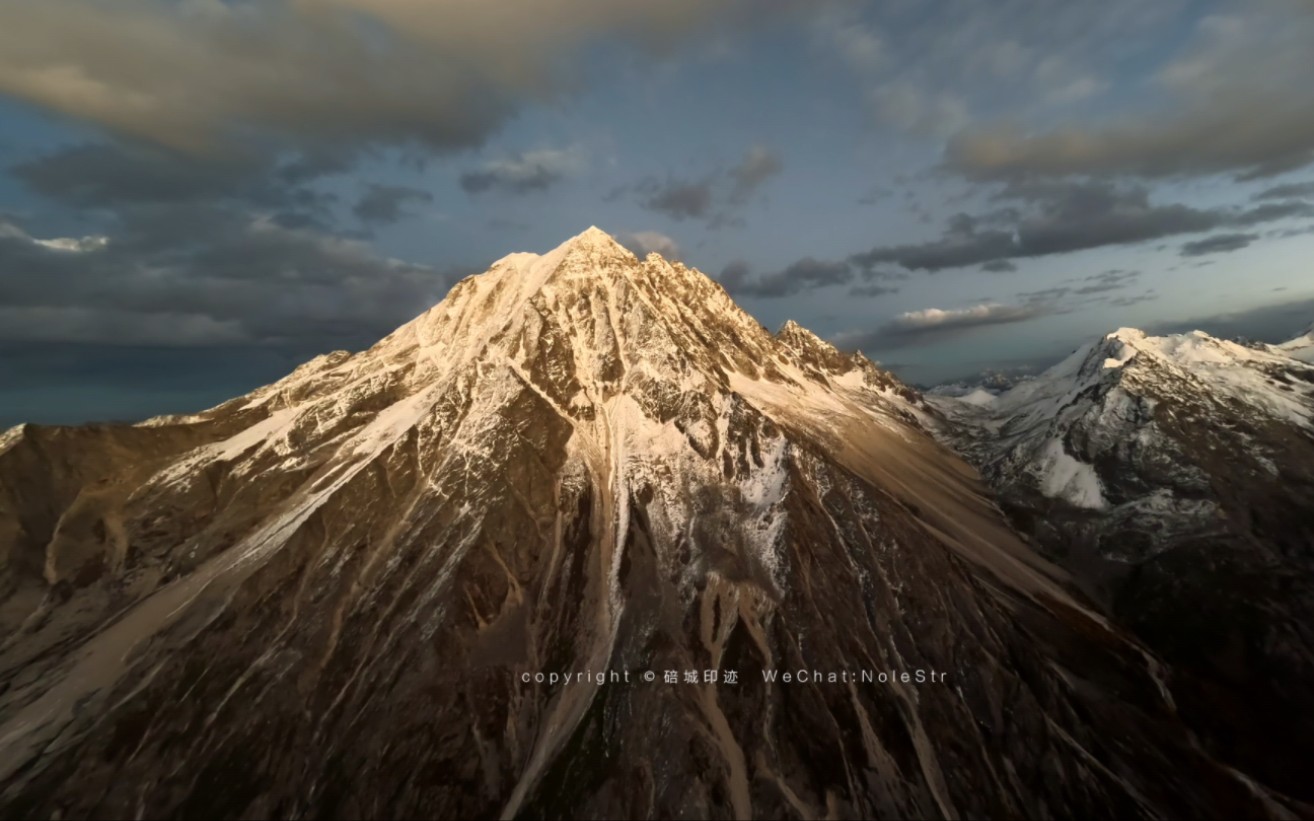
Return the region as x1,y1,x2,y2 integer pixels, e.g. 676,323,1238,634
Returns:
0,229,1304,819
927,320,1314,800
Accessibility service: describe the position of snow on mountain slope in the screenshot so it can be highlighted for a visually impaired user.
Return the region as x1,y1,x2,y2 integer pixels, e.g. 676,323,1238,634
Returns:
932,327,1314,512
1278,321,1314,363
927,324,1314,800
0,229,1290,820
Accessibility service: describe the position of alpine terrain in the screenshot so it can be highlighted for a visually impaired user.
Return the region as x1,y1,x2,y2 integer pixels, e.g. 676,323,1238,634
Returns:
0,228,1307,819
928,325,1314,801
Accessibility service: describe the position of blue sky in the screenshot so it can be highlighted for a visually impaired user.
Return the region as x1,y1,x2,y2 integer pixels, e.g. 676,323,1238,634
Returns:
2,0,1314,424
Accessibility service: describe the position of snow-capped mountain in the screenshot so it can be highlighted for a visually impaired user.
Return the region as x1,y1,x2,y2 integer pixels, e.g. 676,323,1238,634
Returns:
927,325,1314,800
1278,320,1314,363
0,228,1294,819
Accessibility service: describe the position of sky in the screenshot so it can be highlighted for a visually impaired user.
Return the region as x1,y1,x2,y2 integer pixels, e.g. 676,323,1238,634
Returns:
2,0,1314,425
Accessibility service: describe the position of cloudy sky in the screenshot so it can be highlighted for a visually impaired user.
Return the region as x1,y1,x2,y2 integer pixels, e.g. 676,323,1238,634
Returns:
3,0,1314,424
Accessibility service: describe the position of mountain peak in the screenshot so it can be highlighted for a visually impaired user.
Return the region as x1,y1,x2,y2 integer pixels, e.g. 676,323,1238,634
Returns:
1105,327,1148,343
560,225,632,257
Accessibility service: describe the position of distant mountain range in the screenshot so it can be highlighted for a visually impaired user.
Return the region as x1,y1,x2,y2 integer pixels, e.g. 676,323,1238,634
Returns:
0,229,1309,819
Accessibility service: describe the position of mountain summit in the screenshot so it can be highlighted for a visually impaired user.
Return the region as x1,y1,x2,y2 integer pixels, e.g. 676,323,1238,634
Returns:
0,230,1298,818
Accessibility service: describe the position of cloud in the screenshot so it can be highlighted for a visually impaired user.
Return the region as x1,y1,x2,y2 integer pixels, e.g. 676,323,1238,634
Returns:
623,144,783,226
1254,181,1314,201
0,0,759,159
869,83,970,139
0,210,468,349
850,179,1313,273
717,260,751,292
857,185,896,206
1075,269,1140,294
0,306,248,347
980,260,1017,273
635,177,716,221
728,145,783,203
0,219,108,254
11,142,344,211
459,147,585,195
835,301,1056,350
353,184,434,225
1180,232,1258,257
1109,290,1159,308
618,230,681,260
1269,223,1314,239
813,10,885,73
720,257,855,298
10,141,348,236
943,4,1314,181
1149,296,1314,343
848,283,900,297
1043,75,1108,106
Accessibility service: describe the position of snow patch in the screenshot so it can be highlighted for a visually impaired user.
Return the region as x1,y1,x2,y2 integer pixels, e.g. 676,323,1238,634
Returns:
1035,438,1106,510
0,424,25,456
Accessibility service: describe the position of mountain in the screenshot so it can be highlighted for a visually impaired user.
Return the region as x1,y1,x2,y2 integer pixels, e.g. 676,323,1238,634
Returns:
1277,321,1314,363
0,229,1302,819
927,326,1314,800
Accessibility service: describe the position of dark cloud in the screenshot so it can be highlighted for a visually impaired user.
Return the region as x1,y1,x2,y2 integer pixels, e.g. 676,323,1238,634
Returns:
945,115,1314,182
1109,290,1159,308
849,283,901,297
942,5,1314,182
459,147,583,195
0,211,470,349
1075,269,1139,294
835,301,1057,350
980,260,1017,273
624,144,783,226
1268,223,1314,239
720,257,855,298
353,185,434,225
1148,297,1314,343
0,1,760,159
1253,181,1314,201
1014,270,1141,311
850,180,1313,273
1015,286,1070,303
1180,233,1258,257
11,142,344,216
1233,200,1314,226
717,260,751,292
636,178,716,221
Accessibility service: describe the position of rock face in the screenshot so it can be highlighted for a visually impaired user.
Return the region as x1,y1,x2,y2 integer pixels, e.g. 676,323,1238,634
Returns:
928,326,1314,802
0,229,1304,819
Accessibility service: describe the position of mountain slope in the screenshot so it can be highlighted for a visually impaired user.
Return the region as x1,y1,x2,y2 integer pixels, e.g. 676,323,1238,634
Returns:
0,231,1299,819
928,326,1314,801
1278,321,1314,363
